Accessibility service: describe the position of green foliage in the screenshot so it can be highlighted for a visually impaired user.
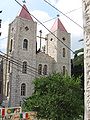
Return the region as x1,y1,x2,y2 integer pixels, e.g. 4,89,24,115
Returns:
71,48,84,97
74,48,84,56
22,73,83,120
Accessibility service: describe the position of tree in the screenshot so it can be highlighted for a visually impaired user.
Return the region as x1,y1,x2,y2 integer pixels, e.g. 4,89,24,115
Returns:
71,48,84,97
71,48,84,78
22,73,83,120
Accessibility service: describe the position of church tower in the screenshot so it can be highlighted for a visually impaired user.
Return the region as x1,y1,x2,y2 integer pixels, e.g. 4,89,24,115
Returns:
4,4,71,107
45,18,71,75
6,5,37,106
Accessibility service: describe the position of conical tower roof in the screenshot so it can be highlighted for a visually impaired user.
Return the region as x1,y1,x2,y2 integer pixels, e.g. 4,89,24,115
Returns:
19,4,33,21
51,18,67,32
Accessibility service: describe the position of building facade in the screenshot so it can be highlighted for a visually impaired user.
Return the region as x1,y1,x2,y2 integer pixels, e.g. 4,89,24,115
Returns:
82,0,90,119
0,55,3,104
4,4,71,107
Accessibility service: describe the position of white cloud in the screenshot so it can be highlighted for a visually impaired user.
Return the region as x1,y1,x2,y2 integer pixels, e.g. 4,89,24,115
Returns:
0,21,8,52
1,21,9,37
0,0,84,54
54,0,83,52
31,10,53,49
31,10,51,23
56,0,82,13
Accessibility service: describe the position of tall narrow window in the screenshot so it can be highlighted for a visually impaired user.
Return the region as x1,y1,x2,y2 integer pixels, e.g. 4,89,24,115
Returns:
63,66,65,75
22,61,27,73
63,48,65,57
38,64,42,75
10,39,13,52
62,37,65,41
21,83,26,96
8,61,10,73
23,39,28,50
43,65,47,75
7,82,9,96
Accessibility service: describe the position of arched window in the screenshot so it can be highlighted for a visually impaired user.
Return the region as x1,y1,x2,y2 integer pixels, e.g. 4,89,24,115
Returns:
22,61,27,73
23,39,28,50
63,48,66,57
63,66,65,75
21,83,26,96
38,64,42,75
43,65,47,75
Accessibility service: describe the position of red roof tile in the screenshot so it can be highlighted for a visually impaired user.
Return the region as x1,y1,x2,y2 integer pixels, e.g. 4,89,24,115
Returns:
19,4,33,21
51,18,67,32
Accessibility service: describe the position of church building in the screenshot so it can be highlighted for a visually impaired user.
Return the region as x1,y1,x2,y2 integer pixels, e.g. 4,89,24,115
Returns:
4,4,71,107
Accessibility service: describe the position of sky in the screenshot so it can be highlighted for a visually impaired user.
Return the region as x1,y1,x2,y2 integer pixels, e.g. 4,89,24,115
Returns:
0,0,83,57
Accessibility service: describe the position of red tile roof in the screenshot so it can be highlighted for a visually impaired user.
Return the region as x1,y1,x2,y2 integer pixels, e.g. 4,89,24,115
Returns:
51,18,67,32
19,4,33,21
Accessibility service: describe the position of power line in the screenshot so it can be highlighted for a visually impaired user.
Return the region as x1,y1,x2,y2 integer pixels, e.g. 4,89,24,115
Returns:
1,60,35,78
38,15,59,25
0,37,7,41
39,7,82,25
0,50,38,76
0,50,37,71
15,0,75,54
1,54,38,77
65,7,82,14
43,0,83,29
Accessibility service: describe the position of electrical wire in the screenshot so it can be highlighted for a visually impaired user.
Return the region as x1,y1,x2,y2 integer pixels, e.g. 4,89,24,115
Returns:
1,54,38,77
15,0,75,54
0,53,38,79
65,7,82,14
43,0,83,29
1,55,38,76
38,15,59,25
0,37,7,41
0,50,37,72
0,61,35,79
39,7,82,25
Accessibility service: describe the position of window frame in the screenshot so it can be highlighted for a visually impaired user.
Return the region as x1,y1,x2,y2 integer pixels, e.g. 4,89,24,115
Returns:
21,83,26,96
43,65,47,75
23,39,28,50
63,66,66,75
63,48,66,57
38,64,42,75
22,61,27,74
10,39,13,52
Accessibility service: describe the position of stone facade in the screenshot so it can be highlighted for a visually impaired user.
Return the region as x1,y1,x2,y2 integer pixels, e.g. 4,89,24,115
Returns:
0,55,3,103
45,28,71,75
4,4,71,107
82,0,90,119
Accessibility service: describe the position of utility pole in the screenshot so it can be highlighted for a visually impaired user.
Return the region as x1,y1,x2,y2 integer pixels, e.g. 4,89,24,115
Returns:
37,30,47,52
39,30,42,51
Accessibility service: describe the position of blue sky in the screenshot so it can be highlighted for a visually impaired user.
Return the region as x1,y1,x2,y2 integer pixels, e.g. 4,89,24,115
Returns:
0,0,83,57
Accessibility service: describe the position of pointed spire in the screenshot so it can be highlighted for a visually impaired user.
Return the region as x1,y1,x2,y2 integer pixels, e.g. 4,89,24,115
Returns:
51,18,67,32
19,4,33,21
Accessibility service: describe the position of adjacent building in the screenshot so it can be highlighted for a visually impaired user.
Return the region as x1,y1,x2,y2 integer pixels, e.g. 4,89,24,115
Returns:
0,55,3,104
82,0,90,119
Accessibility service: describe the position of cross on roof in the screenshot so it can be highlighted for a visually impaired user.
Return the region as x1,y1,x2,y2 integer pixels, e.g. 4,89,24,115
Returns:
22,0,26,3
